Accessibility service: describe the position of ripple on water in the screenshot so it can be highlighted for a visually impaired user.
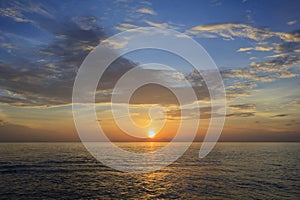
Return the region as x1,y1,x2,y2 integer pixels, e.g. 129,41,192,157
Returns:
0,142,299,199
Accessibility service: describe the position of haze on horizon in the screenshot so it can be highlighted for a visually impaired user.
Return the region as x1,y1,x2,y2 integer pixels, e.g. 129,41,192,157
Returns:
0,0,299,142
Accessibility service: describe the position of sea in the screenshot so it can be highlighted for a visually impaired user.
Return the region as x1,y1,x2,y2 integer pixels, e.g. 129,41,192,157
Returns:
0,142,299,199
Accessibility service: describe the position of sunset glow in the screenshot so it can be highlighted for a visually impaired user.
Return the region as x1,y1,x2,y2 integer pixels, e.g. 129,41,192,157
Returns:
0,1,299,198
0,0,299,143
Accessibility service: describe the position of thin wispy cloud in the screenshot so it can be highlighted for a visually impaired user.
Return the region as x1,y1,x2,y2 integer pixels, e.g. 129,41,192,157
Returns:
186,23,300,42
144,20,169,28
237,46,273,52
226,112,255,118
271,114,288,118
287,20,297,25
115,23,139,31
136,7,156,15
229,104,256,111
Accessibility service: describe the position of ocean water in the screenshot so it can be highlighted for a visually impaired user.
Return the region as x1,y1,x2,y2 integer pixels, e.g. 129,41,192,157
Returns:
0,142,299,199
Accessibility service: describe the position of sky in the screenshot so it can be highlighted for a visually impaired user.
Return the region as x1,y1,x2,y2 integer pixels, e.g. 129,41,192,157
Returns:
0,0,299,142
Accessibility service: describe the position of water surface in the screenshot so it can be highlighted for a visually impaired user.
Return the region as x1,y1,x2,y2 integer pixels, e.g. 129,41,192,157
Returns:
0,142,299,199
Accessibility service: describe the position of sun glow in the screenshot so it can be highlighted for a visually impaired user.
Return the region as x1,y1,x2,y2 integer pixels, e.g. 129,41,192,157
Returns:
148,130,156,138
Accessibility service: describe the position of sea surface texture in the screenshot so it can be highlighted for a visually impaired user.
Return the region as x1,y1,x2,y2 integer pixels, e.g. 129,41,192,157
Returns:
0,142,299,199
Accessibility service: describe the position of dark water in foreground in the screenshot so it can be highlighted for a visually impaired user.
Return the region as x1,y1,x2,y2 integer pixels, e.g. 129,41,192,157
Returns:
0,142,299,199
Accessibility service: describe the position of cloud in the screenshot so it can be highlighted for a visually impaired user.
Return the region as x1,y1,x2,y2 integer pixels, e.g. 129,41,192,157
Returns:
225,82,257,100
0,122,78,142
0,1,53,23
287,20,297,25
98,67,210,106
271,114,288,118
144,20,169,28
0,7,31,22
210,0,223,7
290,99,300,106
0,13,213,109
1,3,299,114
221,48,299,102
102,39,128,49
0,42,19,50
273,39,300,53
226,104,256,118
186,23,300,42
93,67,217,120
250,54,299,74
251,46,273,52
226,112,255,117
136,8,156,15
166,106,221,120
237,46,273,52
0,14,137,107
229,103,256,111
222,53,300,85
115,23,139,31
265,53,288,59
237,47,253,52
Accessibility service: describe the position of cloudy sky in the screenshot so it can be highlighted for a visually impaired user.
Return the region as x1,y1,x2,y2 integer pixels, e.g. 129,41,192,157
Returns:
0,0,299,142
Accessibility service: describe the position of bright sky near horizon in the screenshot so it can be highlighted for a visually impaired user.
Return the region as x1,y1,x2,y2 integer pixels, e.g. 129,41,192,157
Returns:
0,0,299,142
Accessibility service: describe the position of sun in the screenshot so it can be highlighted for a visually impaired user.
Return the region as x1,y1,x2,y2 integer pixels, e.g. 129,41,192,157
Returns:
148,130,156,138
